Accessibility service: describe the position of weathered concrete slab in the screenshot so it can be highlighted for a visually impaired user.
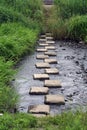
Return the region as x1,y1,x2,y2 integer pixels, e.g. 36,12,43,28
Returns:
45,46,56,50
29,87,49,95
46,37,53,40
33,74,49,80
37,48,47,52
44,59,57,64
45,95,65,105
46,33,52,36
39,39,46,42
45,68,59,74
35,62,50,68
46,41,55,44
0,113,3,116
40,35,46,38
44,80,62,88
36,55,49,59
28,105,50,114
39,43,49,46
45,51,56,56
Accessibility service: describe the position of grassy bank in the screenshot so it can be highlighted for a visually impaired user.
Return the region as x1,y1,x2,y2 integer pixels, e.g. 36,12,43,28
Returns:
47,0,87,42
0,111,87,130
0,0,43,113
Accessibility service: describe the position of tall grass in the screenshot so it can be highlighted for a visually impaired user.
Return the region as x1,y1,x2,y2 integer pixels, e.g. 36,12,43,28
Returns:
0,111,87,130
54,0,87,19
48,0,87,41
0,23,39,61
1,0,43,21
0,0,43,113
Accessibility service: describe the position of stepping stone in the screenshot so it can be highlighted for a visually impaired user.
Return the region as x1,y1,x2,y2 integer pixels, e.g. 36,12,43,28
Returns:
39,39,46,42
46,33,52,36
46,41,55,44
39,43,49,46
45,46,56,50
37,48,47,52
0,113,3,116
45,51,56,56
45,95,65,105
36,62,50,68
44,59,57,64
29,87,49,95
45,68,59,74
36,54,49,59
40,35,46,38
44,80,62,88
46,37,53,40
28,105,50,115
33,74,49,80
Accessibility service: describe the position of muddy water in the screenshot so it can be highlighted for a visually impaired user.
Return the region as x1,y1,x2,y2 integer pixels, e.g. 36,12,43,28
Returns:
13,41,87,115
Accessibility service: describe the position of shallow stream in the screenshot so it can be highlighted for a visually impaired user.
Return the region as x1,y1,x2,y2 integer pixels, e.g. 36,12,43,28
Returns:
13,41,87,115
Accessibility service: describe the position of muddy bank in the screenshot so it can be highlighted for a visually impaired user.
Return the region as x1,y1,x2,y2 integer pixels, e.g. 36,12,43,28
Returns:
13,41,87,115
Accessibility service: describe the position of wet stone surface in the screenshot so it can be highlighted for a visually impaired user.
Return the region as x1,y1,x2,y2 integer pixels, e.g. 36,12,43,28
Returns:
13,41,87,115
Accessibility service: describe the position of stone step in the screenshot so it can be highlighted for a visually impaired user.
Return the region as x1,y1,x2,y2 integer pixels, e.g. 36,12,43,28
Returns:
45,46,56,50
29,87,49,95
33,74,49,80
45,51,56,56
44,95,65,105
37,48,47,52
44,59,57,64
46,33,52,36
46,41,55,44
39,39,46,42
45,68,59,74
0,113,3,116
44,80,62,88
36,62,50,68
40,35,46,38
28,105,50,115
36,54,49,59
46,37,53,40
39,43,49,46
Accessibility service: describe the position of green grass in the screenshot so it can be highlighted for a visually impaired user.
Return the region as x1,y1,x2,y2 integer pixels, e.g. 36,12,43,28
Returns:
47,0,87,41
0,111,87,130
0,57,17,113
0,23,39,61
67,15,87,41
0,22,39,113
54,0,87,19
0,0,43,113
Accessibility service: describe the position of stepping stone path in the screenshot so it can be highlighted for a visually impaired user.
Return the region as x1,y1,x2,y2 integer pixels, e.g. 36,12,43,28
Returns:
46,41,55,44
36,62,50,68
28,105,50,115
44,58,57,64
45,46,56,50
45,95,65,105
45,68,59,74
37,48,47,52
39,43,49,46
29,87,49,95
36,54,49,59
45,51,56,56
33,74,49,80
28,33,65,116
0,113,3,116
44,80,62,88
